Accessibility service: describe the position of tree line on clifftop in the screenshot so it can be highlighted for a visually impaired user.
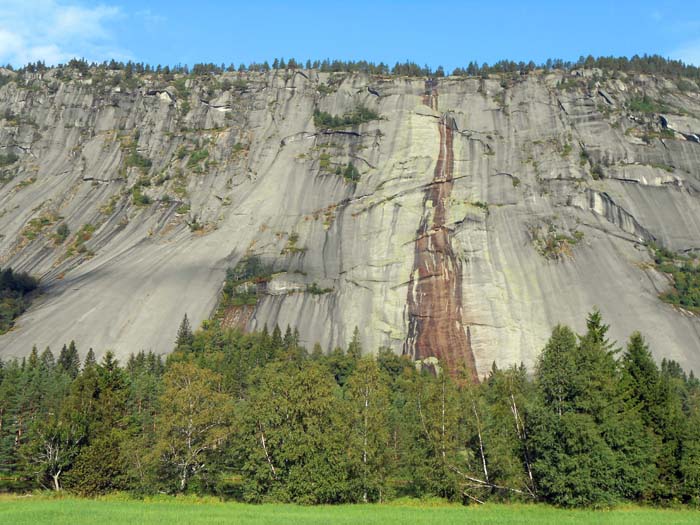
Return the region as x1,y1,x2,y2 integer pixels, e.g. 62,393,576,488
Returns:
5,53,699,81
0,310,699,507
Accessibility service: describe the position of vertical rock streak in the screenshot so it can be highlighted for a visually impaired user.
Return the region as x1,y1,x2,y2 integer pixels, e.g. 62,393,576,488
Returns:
404,82,478,382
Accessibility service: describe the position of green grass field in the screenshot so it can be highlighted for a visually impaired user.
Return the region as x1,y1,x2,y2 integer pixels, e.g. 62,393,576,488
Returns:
0,495,698,524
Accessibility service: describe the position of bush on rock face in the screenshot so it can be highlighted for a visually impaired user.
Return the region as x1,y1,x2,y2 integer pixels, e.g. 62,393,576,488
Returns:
313,105,380,130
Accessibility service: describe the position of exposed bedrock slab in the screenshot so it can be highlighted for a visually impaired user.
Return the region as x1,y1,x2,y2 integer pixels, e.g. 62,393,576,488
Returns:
1,68,699,376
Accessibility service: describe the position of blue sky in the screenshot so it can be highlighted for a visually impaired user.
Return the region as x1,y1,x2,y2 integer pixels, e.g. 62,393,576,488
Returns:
1,1,699,69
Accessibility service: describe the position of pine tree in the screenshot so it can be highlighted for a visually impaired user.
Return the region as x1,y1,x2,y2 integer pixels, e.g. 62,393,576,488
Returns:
376,347,411,380
64,431,126,495
326,347,355,387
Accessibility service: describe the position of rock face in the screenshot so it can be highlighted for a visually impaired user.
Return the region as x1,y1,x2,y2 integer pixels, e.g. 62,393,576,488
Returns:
1,67,700,376
404,81,477,381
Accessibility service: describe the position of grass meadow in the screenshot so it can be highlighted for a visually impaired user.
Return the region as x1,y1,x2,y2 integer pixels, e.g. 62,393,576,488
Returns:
1,494,699,524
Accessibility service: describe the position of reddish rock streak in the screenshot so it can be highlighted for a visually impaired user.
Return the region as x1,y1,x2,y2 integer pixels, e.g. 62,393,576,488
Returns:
404,81,478,382
221,304,255,331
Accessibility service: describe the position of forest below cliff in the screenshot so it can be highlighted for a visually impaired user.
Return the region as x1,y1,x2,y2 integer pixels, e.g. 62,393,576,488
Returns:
0,310,698,508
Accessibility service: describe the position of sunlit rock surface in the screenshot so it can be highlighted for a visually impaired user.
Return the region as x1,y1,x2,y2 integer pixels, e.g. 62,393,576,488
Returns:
1,67,699,376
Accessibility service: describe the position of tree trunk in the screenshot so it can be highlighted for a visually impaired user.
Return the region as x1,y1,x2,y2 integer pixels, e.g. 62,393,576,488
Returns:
52,471,61,491
180,466,188,492
441,379,446,459
15,415,22,446
259,425,278,479
363,385,369,503
472,400,488,483
510,393,535,490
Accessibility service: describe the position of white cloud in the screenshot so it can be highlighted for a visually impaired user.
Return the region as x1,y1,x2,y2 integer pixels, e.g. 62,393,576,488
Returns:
670,39,700,66
135,9,166,25
0,0,130,66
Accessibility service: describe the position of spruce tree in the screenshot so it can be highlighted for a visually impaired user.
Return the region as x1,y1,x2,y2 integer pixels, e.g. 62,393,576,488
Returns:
283,325,294,349
534,325,577,417
679,382,700,502
652,360,689,500
64,351,131,495
347,326,362,360
83,349,96,369
531,314,656,505
27,346,39,371
175,314,194,351
271,325,283,349
531,322,615,506
39,348,55,372
0,360,22,475
58,341,80,379
621,332,660,426
311,343,324,360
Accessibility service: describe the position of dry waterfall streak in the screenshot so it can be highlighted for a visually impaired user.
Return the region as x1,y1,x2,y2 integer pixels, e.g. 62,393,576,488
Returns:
404,85,478,381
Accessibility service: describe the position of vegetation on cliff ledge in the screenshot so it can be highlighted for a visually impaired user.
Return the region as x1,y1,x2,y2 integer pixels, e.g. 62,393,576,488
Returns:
650,243,700,311
313,105,381,130
216,255,273,312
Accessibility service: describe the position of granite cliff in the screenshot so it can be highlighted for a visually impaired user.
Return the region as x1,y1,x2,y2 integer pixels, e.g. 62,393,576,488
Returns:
1,66,699,376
